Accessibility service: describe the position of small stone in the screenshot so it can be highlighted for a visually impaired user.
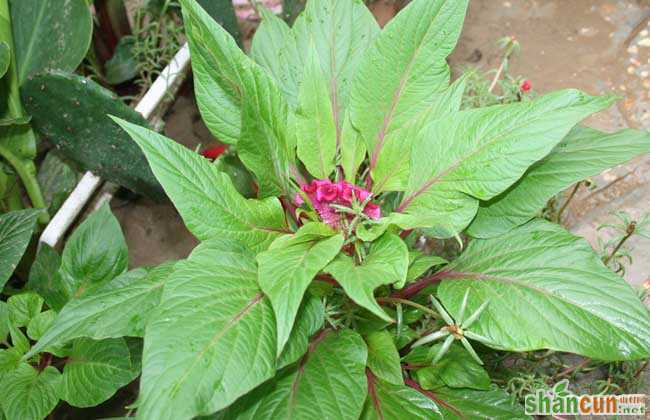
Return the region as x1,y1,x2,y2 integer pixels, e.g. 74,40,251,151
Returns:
638,38,650,47
619,85,626,91
627,66,636,75
640,70,649,78
643,80,650,89
627,45,639,54
503,1,511,7
630,58,641,66
641,29,649,37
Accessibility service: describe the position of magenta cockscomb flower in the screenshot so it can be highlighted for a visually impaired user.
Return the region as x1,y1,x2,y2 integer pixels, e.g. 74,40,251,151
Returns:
295,179,380,228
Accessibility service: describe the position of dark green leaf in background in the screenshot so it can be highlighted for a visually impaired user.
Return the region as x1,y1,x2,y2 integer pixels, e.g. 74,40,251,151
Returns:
37,152,78,216
0,209,40,289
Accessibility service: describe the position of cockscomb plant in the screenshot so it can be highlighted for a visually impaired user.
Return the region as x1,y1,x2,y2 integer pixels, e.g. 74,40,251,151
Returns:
17,0,650,418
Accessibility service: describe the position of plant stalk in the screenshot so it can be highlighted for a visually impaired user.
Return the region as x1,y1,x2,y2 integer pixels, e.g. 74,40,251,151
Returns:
603,222,636,266
556,182,581,224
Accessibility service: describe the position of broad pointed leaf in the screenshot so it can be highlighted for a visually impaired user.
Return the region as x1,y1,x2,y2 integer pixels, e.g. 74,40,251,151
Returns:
350,0,469,186
277,295,325,369
218,330,368,420
439,219,650,361
0,41,9,78
325,233,408,321
7,292,43,327
257,222,343,355
179,0,245,144
60,203,128,297
138,239,276,419
406,251,448,283
26,310,56,341
0,209,40,290
366,330,403,385
11,0,92,84
26,264,175,358
295,49,337,179
0,363,60,420
340,113,366,183
27,244,71,311
392,90,615,237
404,344,490,390
113,117,289,251
421,385,529,419
362,375,442,420
468,125,650,238
60,338,137,407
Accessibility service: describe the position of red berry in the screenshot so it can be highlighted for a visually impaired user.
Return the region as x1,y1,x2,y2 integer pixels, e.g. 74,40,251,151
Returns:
521,80,532,93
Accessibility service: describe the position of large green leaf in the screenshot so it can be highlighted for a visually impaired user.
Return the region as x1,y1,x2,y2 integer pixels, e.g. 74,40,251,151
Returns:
179,0,245,144
361,376,442,420
404,344,490,390
350,0,468,187
10,0,92,84
113,117,289,251
277,295,324,369
26,310,55,341
237,56,292,198
391,90,615,238
365,329,403,385
295,49,337,179
0,41,9,78
0,363,60,420
25,264,175,359
218,330,368,420
371,76,467,193
325,233,408,322
137,239,276,419
26,244,71,311
258,223,343,356
468,125,650,238
0,209,40,289
340,113,366,183
7,292,42,327
60,338,137,407
252,0,379,111
60,203,128,297
429,386,529,419
439,219,650,361
22,71,164,200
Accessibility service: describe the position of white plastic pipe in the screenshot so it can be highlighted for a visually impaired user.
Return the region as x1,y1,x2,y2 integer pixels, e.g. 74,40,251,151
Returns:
39,43,191,248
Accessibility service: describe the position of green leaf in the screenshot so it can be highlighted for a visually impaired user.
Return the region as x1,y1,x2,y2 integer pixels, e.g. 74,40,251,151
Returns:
350,0,469,189
424,386,529,419
7,292,43,327
60,338,137,407
104,37,138,85
0,363,60,420
178,0,248,144
277,294,324,369
0,209,40,290
138,239,277,419
295,48,337,179
404,344,491,390
60,203,128,297
258,222,343,355
340,113,366,183
366,330,403,385
406,252,448,283
391,90,615,238
252,0,379,111
36,152,78,215
113,117,289,251
0,347,23,375
26,264,175,359
468,125,650,238
325,233,408,322
0,301,8,342
26,310,56,341
371,76,467,193
27,244,71,311
22,70,164,200
439,219,650,361
361,376,442,420
0,41,9,78
238,57,292,198
8,322,29,354
218,330,368,420
11,0,92,84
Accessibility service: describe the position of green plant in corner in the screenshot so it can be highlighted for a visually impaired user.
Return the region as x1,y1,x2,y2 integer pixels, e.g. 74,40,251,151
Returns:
13,0,650,418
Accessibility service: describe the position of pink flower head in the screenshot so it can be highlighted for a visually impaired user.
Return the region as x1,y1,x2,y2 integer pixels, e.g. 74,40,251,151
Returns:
520,80,532,93
296,179,380,227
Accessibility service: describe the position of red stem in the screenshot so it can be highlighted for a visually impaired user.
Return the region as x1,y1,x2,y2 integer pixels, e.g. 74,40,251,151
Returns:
404,378,463,418
391,271,468,299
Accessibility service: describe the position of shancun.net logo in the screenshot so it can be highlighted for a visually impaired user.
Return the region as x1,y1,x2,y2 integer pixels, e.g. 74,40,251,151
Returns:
524,380,646,416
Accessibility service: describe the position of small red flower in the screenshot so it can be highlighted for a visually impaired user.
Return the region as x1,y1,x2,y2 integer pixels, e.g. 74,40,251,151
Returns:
201,145,228,160
520,80,532,93
316,182,338,202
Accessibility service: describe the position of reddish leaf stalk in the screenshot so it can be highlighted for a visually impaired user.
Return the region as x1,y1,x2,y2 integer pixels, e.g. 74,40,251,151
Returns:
404,378,463,418
391,271,469,299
